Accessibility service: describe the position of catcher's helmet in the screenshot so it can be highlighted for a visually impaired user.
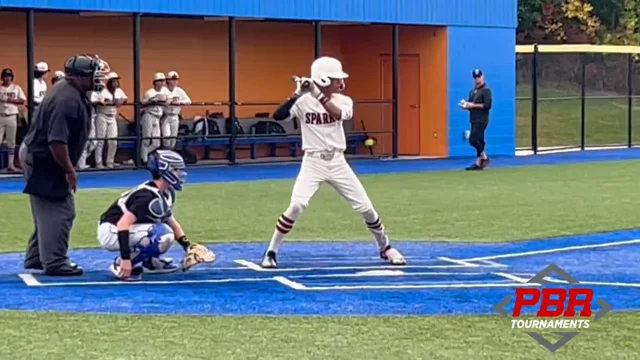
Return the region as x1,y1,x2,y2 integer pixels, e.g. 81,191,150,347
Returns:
147,150,187,191
311,56,348,88
64,54,110,91
1,68,14,79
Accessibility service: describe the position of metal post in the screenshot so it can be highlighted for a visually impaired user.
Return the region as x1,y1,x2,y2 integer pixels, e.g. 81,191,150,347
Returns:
26,10,35,124
228,17,237,164
391,25,399,158
580,54,586,150
133,13,142,167
314,22,322,59
531,44,539,154
628,54,633,148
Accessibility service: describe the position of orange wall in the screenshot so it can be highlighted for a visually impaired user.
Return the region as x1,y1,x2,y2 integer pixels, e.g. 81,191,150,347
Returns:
0,13,447,157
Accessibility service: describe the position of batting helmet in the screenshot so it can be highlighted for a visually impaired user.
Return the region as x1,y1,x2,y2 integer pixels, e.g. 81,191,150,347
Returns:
64,54,110,91
147,150,187,191
1,68,14,79
311,56,348,88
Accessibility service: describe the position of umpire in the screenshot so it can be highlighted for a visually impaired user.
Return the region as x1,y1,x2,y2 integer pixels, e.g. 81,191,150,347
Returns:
459,69,492,171
19,54,110,276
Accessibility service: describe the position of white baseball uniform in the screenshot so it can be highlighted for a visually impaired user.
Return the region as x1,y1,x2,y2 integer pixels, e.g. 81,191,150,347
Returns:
141,87,170,162
0,84,26,156
286,93,371,210
162,87,191,149
77,108,97,169
33,78,47,105
266,91,392,259
93,88,128,167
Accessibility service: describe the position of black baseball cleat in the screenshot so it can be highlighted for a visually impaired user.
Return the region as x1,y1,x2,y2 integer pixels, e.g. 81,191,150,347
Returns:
45,262,84,276
261,250,278,269
465,163,483,171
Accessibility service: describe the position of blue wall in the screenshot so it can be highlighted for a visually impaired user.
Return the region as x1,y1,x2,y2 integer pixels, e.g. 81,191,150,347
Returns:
447,26,516,157
0,0,517,27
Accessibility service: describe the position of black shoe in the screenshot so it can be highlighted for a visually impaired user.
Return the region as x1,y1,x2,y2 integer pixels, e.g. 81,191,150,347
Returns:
261,250,278,269
480,157,491,169
24,261,44,271
45,263,84,276
465,164,483,171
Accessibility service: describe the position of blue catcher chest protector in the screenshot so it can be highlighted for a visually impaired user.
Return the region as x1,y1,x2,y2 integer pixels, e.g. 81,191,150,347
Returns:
147,150,187,191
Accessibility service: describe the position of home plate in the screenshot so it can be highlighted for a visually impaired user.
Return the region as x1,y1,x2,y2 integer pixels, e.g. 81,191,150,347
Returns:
355,270,406,276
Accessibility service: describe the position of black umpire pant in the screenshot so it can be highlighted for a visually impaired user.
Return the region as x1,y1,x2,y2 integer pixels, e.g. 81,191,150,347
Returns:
18,143,76,270
469,122,487,157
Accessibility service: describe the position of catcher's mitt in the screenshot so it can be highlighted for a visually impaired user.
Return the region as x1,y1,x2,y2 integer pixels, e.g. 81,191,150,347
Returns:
182,243,216,271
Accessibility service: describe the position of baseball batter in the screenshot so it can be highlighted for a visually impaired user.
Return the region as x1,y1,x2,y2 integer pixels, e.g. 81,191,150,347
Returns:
92,72,128,168
141,73,170,163
0,68,26,172
162,71,191,149
261,56,406,268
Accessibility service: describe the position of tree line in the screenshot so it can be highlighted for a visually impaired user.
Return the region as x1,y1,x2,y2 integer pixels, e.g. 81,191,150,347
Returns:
518,0,640,45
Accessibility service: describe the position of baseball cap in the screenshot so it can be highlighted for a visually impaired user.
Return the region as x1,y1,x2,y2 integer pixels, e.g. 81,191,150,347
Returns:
1,68,14,78
472,69,483,78
35,62,49,72
167,71,179,79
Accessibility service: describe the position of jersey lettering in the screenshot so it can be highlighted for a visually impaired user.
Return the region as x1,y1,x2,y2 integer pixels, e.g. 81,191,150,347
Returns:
305,113,337,125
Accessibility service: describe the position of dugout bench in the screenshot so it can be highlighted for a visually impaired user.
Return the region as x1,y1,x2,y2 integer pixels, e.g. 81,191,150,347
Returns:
0,115,367,169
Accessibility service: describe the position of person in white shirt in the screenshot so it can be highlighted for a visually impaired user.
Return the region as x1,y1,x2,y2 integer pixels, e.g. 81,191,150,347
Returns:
0,68,26,172
92,72,128,169
51,71,65,86
260,56,406,268
162,71,191,149
141,73,169,163
33,62,49,109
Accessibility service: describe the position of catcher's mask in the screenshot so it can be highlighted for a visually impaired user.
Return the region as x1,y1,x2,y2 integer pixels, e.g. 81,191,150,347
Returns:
64,54,110,91
311,56,348,91
147,150,187,191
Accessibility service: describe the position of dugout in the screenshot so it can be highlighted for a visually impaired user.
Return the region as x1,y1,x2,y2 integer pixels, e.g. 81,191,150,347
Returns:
0,0,518,168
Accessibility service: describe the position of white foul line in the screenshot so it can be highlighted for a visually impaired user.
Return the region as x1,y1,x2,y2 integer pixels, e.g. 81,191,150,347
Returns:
297,282,541,291
17,275,274,287
234,259,482,272
492,272,529,283
460,238,640,262
273,276,307,290
478,260,508,268
18,273,41,286
438,257,480,267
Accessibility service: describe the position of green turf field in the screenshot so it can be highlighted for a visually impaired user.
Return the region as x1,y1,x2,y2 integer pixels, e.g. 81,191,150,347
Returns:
1,160,639,359
516,88,640,148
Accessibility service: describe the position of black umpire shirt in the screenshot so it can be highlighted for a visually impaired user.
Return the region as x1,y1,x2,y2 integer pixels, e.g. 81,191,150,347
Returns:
22,79,91,199
467,84,492,124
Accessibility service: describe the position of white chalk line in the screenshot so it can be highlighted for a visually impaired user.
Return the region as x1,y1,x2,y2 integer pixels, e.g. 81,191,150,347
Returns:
233,259,493,272
460,238,640,262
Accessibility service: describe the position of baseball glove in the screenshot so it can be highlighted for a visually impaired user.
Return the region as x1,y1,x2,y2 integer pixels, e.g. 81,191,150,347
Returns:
182,243,216,271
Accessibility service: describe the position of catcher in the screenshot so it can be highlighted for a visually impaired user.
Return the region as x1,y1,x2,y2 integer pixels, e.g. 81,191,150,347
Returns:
96,150,215,281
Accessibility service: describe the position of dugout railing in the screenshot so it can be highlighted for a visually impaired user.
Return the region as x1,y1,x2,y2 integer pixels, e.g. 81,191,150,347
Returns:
0,11,401,170
517,44,640,154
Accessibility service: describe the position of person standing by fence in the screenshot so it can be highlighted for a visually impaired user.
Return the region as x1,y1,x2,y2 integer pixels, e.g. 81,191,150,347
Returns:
459,69,492,171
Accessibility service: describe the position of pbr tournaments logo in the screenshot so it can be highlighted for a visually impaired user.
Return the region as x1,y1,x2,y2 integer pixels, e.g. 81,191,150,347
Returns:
493,264,612,352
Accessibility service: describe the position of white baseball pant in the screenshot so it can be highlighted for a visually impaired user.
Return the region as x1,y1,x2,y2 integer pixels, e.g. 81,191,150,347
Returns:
96,222,174,254
77,113,96,168
141,112,161,163
161,114,180,149
267,150,390,253
292,151,372,210
0,114,18,155
94,113,118,167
